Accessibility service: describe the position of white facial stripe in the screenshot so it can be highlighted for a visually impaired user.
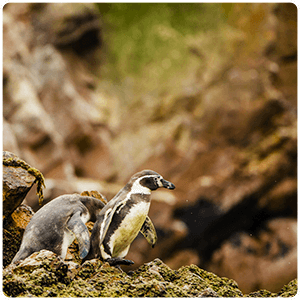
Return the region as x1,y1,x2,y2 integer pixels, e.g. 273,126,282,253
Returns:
131,179,151,195
157,178,164,187
138,174,162,182
131,175,163,195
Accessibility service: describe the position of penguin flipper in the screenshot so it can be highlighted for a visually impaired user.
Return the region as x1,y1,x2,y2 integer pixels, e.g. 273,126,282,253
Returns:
140,216,157,247
67,211,90,259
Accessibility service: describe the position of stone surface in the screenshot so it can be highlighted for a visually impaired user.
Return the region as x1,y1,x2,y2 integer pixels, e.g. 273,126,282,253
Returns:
3,3,113,186
207,218,297,293
3,204,34,267
3,252,297,297
3,151,42,218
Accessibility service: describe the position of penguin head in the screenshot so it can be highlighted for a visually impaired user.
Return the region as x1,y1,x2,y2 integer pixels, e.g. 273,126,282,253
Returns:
131,170,175,192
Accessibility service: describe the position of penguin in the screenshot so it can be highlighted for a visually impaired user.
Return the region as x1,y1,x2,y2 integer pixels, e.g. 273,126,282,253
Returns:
12,193,106,264
84,170,175,266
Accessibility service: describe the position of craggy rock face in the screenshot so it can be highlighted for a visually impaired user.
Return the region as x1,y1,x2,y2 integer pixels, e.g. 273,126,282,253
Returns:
3,251,297,297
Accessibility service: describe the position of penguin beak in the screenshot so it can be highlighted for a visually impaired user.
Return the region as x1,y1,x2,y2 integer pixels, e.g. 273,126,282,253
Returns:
161,179,175,190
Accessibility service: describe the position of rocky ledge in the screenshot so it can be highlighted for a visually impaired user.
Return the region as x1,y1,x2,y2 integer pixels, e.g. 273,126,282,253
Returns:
3,250,297,297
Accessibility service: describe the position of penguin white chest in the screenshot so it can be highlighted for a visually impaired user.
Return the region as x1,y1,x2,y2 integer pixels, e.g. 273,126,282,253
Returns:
110,201,150,258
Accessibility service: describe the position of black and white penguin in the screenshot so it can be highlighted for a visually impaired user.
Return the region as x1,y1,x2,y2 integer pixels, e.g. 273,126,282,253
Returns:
12,194,106,264
84,170,175,266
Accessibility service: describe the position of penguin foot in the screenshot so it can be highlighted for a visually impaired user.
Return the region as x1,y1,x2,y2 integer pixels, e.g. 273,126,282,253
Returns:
115,265,125,273
105,258,134,266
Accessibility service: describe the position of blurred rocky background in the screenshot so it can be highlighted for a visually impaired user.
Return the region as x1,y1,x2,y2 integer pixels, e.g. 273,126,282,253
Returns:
3,3,297,294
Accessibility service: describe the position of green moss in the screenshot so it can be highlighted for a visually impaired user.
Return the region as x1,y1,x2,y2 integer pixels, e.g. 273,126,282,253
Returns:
2,277,26,297
277,279,298,297
246,289,277,297
3,219,24,267
244,279,297,297
2,253,297,297
76,259,102,279
176,264,243,297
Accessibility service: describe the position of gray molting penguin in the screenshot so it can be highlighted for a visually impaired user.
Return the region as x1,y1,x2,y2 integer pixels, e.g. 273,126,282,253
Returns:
84,170,175,266
12,194,106,264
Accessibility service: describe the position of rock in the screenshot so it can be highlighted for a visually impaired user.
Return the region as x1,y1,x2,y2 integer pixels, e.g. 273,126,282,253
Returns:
258,178,297,215
30,3,101,52
3,3,114,183
271,3,297,106
4,253,296,297
2,151,45,266
24,178,76,211
246,289,277,297
3,151,45,218
197,287,219,297
246,279,297,298
10,204,35,230
3,250,72,297
207,218,297,293
3,204,34,267
3,151,35,218
276,278,298,298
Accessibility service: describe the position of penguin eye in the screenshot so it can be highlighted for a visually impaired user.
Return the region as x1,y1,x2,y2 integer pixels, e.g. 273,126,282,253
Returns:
145,178,152,184
140,177,154,187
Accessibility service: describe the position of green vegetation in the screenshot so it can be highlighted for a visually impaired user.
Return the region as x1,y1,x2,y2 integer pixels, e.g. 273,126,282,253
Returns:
96,3,227,99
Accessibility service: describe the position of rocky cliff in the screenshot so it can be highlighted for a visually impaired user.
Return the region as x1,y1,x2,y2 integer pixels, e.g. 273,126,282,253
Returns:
3,3,297,293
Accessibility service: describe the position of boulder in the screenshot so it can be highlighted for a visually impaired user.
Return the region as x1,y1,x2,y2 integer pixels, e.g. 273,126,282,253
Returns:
3,151,45,218
3,151,45,266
